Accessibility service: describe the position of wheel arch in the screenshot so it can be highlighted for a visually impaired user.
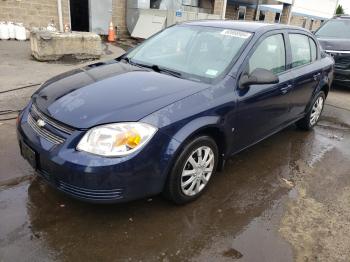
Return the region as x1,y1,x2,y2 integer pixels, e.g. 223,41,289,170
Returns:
320,83,330,98
169,116,229,172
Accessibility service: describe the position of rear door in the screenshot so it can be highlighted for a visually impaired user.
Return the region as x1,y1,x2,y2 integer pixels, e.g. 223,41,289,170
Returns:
287,32,322,120
232,31,295,153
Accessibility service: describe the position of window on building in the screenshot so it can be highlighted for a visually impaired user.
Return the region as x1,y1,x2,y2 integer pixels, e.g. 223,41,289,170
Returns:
289,34,311,68
275,13,281,23
238,6,246,20
259,11,266,21
150,0,160,9
248,34,286,75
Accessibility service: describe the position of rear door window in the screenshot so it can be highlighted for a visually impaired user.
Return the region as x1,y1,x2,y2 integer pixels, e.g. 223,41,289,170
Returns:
309,38,317,62
248,34,286,75
289,34,311,68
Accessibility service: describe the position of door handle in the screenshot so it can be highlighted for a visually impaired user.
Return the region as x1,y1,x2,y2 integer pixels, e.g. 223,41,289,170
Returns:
280,84,293,94
313,73,321,81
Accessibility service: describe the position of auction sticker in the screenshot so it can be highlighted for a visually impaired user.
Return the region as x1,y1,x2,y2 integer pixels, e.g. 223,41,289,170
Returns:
220,29,251,39
206,69,218,76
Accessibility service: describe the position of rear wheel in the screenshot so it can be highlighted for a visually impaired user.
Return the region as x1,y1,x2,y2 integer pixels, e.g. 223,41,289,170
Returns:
296,91,325,130
163,136,218,204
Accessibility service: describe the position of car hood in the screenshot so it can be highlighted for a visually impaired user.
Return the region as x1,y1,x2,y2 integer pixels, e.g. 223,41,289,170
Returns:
33,61,206,129
317,36,350,51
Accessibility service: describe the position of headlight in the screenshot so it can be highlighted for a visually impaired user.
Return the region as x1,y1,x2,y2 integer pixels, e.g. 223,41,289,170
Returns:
77,122,157,157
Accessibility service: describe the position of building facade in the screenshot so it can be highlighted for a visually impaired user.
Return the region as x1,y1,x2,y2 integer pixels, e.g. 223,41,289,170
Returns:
0,0,338,37
225,0,337,31
0,0,128,36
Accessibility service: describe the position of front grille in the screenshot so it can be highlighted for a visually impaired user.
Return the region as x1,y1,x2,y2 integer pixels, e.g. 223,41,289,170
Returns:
335,56,350,69
28,114,65,144
31,104,75,135
58,181,124,201
326,51,350,70
335,74,350,81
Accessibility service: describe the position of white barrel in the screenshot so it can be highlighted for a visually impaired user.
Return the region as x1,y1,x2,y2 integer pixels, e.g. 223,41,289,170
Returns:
15,23,26,40
8,22,15,39
0,22,10,40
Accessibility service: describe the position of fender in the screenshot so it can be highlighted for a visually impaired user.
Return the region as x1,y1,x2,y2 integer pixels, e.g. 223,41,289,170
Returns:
162,115,232,172
171,116,222,143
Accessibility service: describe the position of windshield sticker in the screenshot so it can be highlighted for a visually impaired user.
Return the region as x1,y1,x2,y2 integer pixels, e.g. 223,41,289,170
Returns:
220,29,251,39
206,69,218,76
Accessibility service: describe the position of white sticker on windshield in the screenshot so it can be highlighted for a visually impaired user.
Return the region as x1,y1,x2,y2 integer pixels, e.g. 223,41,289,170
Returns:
220,29,251,39
206,69,218,76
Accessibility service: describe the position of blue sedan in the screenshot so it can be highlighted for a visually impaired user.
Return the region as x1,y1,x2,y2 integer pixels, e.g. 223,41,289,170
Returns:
17,21,334,204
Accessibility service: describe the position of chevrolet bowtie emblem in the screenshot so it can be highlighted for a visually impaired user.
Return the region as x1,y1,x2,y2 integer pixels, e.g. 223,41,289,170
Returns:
37,119,46,128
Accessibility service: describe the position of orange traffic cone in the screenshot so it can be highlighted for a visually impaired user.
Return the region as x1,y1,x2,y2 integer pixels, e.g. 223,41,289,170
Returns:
108,21,115,42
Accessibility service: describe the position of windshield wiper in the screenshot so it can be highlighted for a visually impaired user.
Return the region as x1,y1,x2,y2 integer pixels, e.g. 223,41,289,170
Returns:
151,65,182,78
132,62,182,78
120,56,132,64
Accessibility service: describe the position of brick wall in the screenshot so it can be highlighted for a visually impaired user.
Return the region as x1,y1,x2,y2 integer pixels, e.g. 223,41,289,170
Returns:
289,16,322,31
213,0,223,16
264,11,276,23
112,0,127,37
290,15,305,27
312,20,321,31
0,0,70,29
244,7,256,21
225,4,238,20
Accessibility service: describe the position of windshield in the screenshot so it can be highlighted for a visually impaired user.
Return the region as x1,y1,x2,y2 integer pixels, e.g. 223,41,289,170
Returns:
316,19,350,39
126,25,252,81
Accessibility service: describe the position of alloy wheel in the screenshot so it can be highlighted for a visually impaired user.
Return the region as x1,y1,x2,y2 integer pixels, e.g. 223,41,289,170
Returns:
180,146,215,196
310,96,324,126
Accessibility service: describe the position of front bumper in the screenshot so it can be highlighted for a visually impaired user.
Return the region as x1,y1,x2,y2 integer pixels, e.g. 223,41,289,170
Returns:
334,67,350,86
326,51,350,87
17,104,179,203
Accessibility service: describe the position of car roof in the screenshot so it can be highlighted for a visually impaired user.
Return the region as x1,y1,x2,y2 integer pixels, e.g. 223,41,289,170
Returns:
332,15,350,19
181,20,309,33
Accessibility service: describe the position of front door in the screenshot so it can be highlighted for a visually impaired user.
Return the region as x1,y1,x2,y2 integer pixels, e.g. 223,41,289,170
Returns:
232,32,295,153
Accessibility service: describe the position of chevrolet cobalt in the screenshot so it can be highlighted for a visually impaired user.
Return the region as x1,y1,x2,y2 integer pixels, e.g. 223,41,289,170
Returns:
17,21,334,204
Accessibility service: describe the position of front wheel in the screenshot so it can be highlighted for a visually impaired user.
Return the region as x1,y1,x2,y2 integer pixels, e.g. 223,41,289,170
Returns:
163,136,218,204
296,91,325,130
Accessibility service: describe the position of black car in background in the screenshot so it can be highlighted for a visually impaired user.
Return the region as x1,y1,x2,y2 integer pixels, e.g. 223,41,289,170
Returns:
315,16,350,87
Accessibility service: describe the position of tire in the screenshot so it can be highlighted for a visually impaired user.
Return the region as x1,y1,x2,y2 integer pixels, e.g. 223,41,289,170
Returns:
163,136,219,204
296,91,325,131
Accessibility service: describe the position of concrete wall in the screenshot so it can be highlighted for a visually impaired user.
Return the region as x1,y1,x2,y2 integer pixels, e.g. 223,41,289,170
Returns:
0,0,70,29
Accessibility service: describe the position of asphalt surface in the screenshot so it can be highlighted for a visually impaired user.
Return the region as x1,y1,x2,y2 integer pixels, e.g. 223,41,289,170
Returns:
1,41,350,262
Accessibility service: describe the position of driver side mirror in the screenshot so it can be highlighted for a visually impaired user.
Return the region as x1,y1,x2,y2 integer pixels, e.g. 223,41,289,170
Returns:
239,68,279,89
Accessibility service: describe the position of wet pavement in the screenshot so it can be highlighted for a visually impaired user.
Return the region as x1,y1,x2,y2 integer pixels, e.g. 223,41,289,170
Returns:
1,41,350,261
1,102,350,261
